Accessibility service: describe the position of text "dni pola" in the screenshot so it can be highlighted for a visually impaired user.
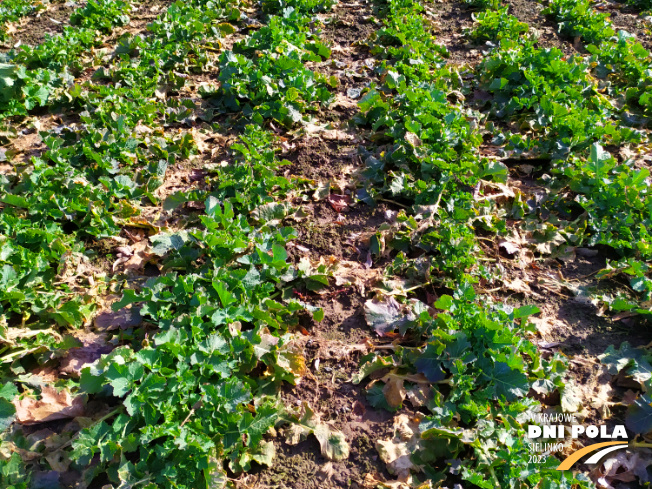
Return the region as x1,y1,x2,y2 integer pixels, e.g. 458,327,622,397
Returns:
529,424,628,439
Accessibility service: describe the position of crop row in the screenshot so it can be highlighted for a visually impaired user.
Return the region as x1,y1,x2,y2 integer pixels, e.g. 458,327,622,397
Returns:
1,0,341,487
467,0,652,470
68,3,341,483
347,0,600,486
1,0,227,371
470,0,652,317
0,0,139,118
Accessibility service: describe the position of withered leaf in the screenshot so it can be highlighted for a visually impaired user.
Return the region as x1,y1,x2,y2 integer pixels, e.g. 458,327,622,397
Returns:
14,386,85,425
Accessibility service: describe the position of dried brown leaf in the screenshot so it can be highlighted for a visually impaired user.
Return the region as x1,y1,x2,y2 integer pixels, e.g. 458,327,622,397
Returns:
361,474,412,489
498,240,520,256
327,194,352,213
14,386,85,425
596,449,652,488
364,296,414,337
122,239,152,272
405,384,431,408
333,259,381,296
382,376,406,409
375,414,424,479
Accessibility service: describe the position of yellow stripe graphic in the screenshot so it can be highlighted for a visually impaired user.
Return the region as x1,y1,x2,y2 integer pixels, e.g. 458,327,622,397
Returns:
556,442,628,470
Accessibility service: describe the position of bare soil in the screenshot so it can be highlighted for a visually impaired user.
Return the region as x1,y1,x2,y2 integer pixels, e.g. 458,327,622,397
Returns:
283,138,391,260
433,1,483,64
245,336,396,489
507,0,580,54
604,0,652,51
3,1,77,49
237,2,409,486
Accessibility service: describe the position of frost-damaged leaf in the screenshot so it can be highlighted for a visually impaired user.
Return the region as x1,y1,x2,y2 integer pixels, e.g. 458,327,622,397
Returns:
59,333,113,378
376,439,412,478
310,338,370,363
591,380,615,419
250,202,291,223
626,395,652,434
347,87,362,99
239,440,276,471
45,450,70,473
532,229,567,255
497,229,534,267
276,342,307,380
503,277,537,297
314,424,349,461
364,296,415,337
113,240,152,273
361,474,412,489
353,354,394,384
405,384,431,408
126,239,152,269
150,231,192,256
313,180,330,201
250,440,276,466
217,22,237,35
404,131,422,149
600,342,652,388
285,402,349,461
252,330,279,360
204,457,227,489
14,386,85,425
382,375,406,409
560,379,583,413
498,240,519,256
597,450,652,488
375,414,424,479
304,123,354,141
285,403,314,445
333,259,381,296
